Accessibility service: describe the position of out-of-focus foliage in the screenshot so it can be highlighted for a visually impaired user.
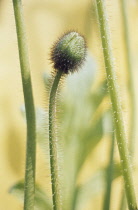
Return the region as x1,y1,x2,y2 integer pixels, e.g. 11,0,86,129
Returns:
9,181,52,210
1,0,138,209
10,54,118,210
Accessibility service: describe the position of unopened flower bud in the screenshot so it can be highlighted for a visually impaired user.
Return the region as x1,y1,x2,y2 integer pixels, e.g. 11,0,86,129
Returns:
50,31,87,74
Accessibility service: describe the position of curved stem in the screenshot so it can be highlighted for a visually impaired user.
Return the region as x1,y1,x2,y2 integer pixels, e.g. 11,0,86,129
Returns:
95,0,137,209
12,1,36,210
49,70,63,210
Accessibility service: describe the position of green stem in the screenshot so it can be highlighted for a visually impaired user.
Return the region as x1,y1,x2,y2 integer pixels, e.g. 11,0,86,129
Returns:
49,70,63,210
12,1,36,209
119,1,135,209
120,0,135,155
95,0,137,209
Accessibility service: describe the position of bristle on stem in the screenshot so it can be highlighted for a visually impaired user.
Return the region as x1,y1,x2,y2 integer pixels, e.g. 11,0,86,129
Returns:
48,31,86,210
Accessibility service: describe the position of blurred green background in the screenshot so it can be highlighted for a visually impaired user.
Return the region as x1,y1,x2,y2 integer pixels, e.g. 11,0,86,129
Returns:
1,0,138,209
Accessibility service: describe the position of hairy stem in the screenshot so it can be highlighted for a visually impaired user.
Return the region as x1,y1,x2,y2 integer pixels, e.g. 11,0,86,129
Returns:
12,1,36,209
95,0,137,209
49,70,63,210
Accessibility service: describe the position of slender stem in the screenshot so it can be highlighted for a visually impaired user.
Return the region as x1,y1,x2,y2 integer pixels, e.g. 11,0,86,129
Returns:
95,1,137,209
119,1,135,209
49,70,63,210
12,1,36,210
120,0,135,155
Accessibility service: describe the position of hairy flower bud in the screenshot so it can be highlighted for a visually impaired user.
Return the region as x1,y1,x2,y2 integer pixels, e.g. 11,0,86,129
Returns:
50,31,87,74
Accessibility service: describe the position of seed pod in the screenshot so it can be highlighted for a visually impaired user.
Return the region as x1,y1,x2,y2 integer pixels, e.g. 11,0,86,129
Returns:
50,31,87,74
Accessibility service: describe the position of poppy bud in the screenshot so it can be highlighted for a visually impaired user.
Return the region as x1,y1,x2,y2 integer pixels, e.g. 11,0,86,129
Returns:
50,31,87,74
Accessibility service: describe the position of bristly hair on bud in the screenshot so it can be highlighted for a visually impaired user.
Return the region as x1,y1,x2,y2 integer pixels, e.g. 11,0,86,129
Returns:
50,31,87,74
48,31,86,209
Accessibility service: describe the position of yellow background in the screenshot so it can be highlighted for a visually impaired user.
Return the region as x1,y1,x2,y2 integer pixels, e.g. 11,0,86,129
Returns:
0,0,138,209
